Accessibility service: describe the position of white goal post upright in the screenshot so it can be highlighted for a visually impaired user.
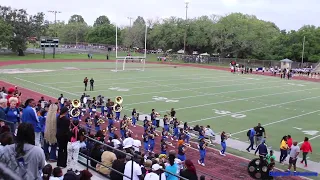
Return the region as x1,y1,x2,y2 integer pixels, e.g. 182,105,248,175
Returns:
113,24,147,72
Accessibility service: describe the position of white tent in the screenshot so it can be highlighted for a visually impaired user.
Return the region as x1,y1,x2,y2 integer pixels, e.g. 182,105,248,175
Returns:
177,49,184,54
200,52,210,56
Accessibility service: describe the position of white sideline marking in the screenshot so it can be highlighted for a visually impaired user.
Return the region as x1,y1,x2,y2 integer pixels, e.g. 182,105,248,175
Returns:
14,77,79,96
125,83,299,106
160,88,320,115
63,76,235,90
231,110,320,136
298,134,320,145
42,72,227,85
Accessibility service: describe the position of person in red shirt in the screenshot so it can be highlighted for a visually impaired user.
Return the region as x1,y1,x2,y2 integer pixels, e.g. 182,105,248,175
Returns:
300,137,313,167
287,135,293,148
6,87,20,107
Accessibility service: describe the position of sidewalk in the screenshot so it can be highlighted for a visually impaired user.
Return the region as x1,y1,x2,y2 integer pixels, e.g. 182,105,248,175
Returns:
212,135,320,174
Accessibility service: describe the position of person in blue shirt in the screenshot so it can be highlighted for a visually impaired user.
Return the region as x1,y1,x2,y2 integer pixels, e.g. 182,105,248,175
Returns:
163,115,169,132
5,97,20,134
160,139,167,155
93,115,100,132
107,113,114,130
150,109,156,127
148,128,156,153
0,99,7,121
165,154,179,180
220,131,229,156
246,127,256,152
198,137,207,166
177,140,186,162
143,129,149,153
131,108,137,127
22,98,41,147
84,117,92,135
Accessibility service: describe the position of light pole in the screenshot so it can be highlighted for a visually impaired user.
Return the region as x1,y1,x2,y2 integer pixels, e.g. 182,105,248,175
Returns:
183,0,190,55
127,17,134,51
48,10,61,58
301,36,306,65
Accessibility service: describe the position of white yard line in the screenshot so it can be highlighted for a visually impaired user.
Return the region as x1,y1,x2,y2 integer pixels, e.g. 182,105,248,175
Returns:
186,94,320,124
125,83,300,106
14,77,79,96
61,75,231,89
298,134,320,145
231,110,320,136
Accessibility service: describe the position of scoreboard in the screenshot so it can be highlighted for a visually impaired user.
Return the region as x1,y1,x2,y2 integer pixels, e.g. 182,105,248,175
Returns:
40,37,59,48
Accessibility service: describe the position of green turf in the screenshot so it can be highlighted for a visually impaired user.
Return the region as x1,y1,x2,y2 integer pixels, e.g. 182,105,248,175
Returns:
1,62,320,163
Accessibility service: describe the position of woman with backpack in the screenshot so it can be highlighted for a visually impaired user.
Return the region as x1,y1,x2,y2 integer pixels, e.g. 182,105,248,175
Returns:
5,97,20,134
0,123,46,179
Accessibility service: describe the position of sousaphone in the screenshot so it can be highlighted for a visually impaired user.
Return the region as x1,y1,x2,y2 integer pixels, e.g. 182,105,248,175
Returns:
60,97,65,104
115,96,123,104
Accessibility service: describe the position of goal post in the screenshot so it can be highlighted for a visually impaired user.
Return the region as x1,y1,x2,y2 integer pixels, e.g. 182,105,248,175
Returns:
113,23,147,72
111,56,146,72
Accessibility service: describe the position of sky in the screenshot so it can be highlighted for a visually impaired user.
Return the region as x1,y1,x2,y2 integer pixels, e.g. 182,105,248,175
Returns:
1,0,319,30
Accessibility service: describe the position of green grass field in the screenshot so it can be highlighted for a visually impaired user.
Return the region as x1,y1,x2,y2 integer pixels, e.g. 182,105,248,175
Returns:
1,61,320,163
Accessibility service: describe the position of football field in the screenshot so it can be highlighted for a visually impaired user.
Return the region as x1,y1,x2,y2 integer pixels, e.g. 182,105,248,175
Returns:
1,61,319,162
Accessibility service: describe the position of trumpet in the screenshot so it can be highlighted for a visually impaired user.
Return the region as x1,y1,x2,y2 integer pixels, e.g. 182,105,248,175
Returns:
97,118,105,124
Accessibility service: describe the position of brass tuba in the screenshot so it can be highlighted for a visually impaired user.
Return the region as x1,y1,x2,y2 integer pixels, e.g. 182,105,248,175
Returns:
69,99,82,118
115,96,123,104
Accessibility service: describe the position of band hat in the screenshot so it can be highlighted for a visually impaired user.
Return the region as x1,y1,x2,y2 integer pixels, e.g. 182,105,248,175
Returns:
152,164,162,171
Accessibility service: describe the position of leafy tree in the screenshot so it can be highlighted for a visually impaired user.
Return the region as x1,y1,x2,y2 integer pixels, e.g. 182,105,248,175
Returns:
59,22,88,43
68,14,85,24
86,24,116,44
93,15,110,27
0,18,12,48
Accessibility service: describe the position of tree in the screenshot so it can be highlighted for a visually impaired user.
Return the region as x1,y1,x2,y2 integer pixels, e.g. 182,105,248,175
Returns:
86,24,116,44
68,14,85,24
0,18,12,48
122,16,146,48
59,22,89,43
93,15,110,27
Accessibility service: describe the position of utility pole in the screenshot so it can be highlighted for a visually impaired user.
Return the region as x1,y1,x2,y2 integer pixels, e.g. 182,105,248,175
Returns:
127,17,134,52
48,10,61,59
183,0,190,55
301,36,306,65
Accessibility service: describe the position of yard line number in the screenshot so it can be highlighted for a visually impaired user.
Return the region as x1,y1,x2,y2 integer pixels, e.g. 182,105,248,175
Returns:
212,109,246,118
152,96,179,103
109,87,130,92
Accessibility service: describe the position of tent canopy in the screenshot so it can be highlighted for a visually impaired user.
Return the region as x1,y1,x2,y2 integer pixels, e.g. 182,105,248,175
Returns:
280,58,293,63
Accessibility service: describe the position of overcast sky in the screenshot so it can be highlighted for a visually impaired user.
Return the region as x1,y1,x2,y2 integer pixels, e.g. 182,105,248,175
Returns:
2,0,319,30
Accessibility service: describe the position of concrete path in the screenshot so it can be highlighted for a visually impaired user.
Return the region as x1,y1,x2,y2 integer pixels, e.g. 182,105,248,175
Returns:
212,135,320,174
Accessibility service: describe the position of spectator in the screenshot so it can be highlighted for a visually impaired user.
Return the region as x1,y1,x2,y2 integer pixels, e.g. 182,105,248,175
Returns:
165,154,179,180
123,154,142,180
56,107,70,168
44,104,58,162
21,98,41,146
4,97,20,134
142,159,152,175
300,137,313,167
52,167,63,180
266,150,276,164
287,141,300,172
133,137,141,153
0,98,7,121
279,136,288,164
42,164,53,180
0,132,14,151
63,170,79,180
0,119,10,134
254,140,268,161
0,123,45,179
110,153,126,180
79,170,92,180
200,175,206,180
287,135,293,152
255,123,266,147
246,127,256,152
90,143,103,168
97,145,117,176
6,87,20,107
180,159,198,180
111,134,121,149
144,164,164,180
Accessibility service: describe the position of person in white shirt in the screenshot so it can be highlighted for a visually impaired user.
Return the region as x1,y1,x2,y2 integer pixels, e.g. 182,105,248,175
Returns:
133,139,141,152
123,155,142,180
144,164,166,180
111,134,121,149
123,134,134,150
205,125,215,144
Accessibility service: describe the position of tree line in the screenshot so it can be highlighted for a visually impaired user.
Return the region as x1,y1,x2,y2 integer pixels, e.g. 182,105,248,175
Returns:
0,5,320,62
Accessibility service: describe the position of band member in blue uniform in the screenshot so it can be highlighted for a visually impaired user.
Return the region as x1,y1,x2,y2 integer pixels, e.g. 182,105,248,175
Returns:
115,104,121,122
172,118,179,140
100,99,105,117
85,117,92,135
149,128,156,153
94,115,100,132
107,113,114,130
170,108,176,118
198,137,207,166
198,126,205,139
143,116,149,130
184,122,190,144
132,108,137,127
108,125,115,138
220,131,229,156
161,128,169,141
106,99,113,115
163,115,169,132
143,129,149,153
150,109,156,127
119,118,126,140
160,139,167,155
177,140,187,162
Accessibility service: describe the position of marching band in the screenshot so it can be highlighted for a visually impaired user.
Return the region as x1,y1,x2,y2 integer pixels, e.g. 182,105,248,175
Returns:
57,91,219,167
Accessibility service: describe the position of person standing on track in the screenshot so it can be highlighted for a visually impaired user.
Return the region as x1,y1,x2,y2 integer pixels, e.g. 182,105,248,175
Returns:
89,78,94,91
83,77,88,91
300,137,313,167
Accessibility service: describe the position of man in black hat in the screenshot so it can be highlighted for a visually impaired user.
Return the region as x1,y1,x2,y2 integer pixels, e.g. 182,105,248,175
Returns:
90,78,94,91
